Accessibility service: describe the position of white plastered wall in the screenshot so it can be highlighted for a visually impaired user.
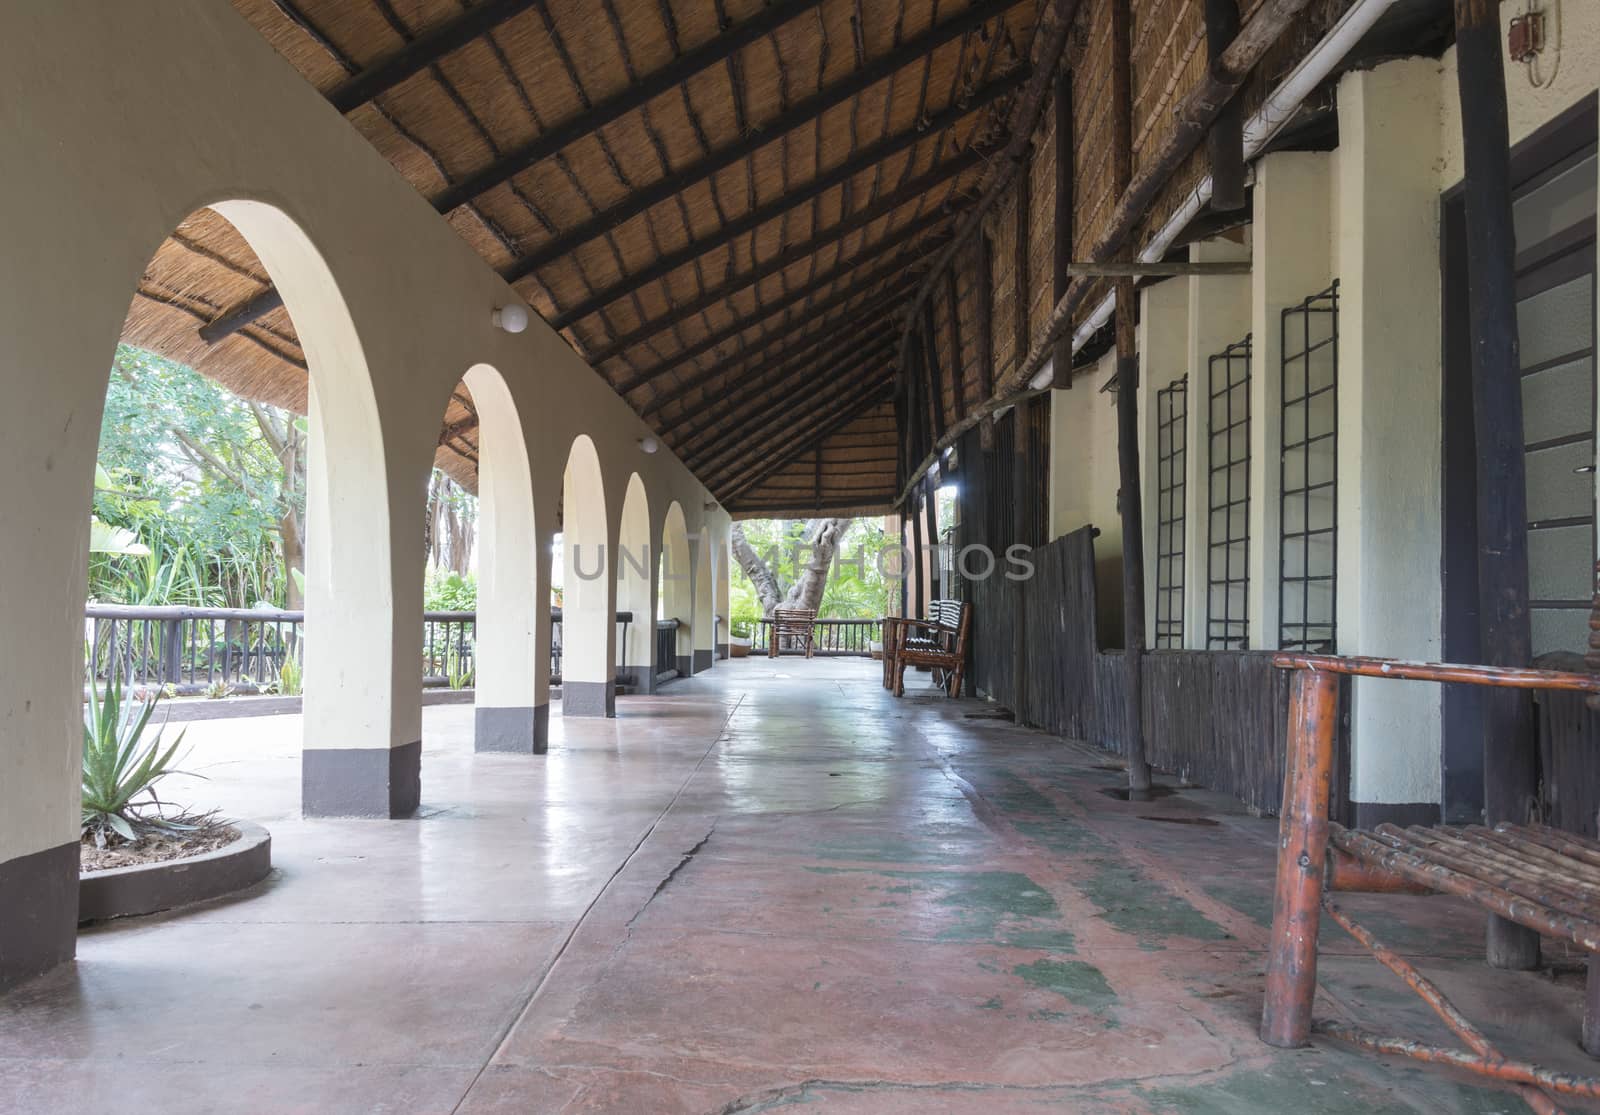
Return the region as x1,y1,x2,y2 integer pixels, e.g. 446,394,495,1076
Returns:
1048,351,1124,641
1183,237,1253,650
0,3,719,869
1249,152,1334,651
1138,276,1190,648
661,502,694,664
618,474,656,680
1334,59,1445,806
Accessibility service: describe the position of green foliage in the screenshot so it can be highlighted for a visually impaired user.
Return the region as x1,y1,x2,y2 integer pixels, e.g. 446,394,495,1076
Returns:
732,518,892,619
278,647,304,697
82,671,191,847
424,568,478,611
446,642,475,690
91,345,298,608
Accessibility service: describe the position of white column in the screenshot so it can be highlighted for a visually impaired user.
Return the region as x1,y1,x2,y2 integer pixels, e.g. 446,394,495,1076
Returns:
1138,277,1190,648
1183,236,1253,649
1335,59,1444,815
1249,154,1333,650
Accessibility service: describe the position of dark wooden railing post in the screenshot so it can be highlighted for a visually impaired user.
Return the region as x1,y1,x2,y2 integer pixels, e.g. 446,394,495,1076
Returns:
1452,0,1541,971
1261,666,1339,1047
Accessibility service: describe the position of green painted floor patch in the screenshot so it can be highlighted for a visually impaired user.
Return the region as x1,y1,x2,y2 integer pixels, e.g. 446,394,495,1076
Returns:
802,866,1072,948
1142,1059,1511,1115
1012,958,1117,1014
1012,818,1112,856
1199,877,1273,928
1084,857,1230,948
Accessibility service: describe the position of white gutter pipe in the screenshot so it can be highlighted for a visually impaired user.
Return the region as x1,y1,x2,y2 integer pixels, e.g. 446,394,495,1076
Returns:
1028,0,1400,389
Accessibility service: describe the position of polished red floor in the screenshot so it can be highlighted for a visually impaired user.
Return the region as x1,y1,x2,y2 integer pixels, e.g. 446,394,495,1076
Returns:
1,657,1593,1112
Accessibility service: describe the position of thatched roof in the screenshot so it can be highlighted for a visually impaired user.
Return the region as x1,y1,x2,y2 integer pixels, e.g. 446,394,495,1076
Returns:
123,0,1038,506
121,0,1445,512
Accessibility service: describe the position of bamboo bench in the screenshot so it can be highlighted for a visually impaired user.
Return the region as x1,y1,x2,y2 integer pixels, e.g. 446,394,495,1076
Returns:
1260,653,1600,1112
767,607,817,659
889,600,970,698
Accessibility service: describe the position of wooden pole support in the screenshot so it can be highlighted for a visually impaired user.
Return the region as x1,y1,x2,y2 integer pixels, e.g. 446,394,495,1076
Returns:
1452,0,1541,971
1261,666,1340,1048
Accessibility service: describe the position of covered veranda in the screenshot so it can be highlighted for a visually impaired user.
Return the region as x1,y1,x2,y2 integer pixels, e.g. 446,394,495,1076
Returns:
5,0,1600,1111
3,658,1585,1112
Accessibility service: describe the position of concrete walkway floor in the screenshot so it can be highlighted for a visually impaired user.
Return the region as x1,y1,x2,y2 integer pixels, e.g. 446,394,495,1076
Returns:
2,658,1595,1113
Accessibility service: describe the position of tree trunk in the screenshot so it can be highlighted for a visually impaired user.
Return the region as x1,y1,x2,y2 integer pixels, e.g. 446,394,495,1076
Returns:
732,522,787,614
783,518,850,611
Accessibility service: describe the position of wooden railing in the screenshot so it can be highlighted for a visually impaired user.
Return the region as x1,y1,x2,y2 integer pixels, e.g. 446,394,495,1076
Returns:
84,604,634,694
752,617,879,656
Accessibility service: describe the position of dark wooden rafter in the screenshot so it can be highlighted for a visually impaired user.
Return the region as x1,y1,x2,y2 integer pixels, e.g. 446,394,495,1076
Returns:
615,257,927,395
642,282,911,418
554,145,991,331
896,0,1079,372
699,358,895,478
690,351,896,474
432,0,830,214
1051,68,1073,376
504,0,1030,285
327,0,539,113
676,333,899,460
1014,138,1032,372
1203,0,1247,211
588,205,957,364
921,297,944,437
945,267,965,420
719,379,897,498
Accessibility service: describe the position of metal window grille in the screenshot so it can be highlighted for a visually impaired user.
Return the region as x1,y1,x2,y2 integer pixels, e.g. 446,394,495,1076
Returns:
1207,335,1252,649
1279,280,1339,652
1154,377,1187,648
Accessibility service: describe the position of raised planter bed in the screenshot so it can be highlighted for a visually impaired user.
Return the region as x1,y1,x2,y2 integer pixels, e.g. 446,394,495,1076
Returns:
79,820,272,923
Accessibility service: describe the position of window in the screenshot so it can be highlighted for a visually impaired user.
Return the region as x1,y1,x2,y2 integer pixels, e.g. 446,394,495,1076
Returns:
1154,377,1187,648
1279,281,1339,652
1207,336,1251,649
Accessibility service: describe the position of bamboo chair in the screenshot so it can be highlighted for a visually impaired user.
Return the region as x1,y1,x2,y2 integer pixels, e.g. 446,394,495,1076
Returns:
891,600,970,698
767,607,817,658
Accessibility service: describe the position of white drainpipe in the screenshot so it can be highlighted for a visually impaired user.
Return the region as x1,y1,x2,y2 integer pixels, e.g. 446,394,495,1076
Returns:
1029,0,1401,389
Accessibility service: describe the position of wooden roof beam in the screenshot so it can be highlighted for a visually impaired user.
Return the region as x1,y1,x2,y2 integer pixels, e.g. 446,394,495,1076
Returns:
719,381,896,498
665,322,898,447
697,360,893,478
615,262,924,395
641,283,912,417
504,2,1029,282
430,0,829,214
554,145,990,331
588,205,956,363
674,333,898,460
326,0,539,113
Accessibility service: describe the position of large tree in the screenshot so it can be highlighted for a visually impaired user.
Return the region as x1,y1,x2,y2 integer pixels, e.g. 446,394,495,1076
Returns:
731,517,851,615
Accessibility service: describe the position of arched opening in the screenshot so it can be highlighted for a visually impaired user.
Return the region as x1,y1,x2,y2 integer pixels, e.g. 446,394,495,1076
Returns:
80,201,409,823
561,435,614,717
423,365,543,754
691,525,716,674
713,528,732,661
660,502,693,679
617,474,655,695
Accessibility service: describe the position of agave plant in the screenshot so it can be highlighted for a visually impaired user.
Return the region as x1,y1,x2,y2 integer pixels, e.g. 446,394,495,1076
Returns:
82,670,191,847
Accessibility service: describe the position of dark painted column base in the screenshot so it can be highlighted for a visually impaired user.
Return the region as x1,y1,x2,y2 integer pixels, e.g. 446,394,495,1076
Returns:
717,642,729,660
676,654,693,677
563,680,615,718
692,648,714,674
302,740,421,818
1350,801,1440,829
474,705,545,754
618,666,654,695
0,841,78,993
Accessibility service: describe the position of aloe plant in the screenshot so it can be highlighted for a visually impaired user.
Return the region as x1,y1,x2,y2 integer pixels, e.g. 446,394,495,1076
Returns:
82,671,191,847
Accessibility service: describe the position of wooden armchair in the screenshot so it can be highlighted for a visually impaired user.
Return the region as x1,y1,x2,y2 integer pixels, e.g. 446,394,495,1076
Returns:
891,600,970,698
767,607,817,658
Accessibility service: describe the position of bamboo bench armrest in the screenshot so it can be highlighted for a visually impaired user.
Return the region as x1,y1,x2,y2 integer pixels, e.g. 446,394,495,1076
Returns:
1271,652,1600,693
